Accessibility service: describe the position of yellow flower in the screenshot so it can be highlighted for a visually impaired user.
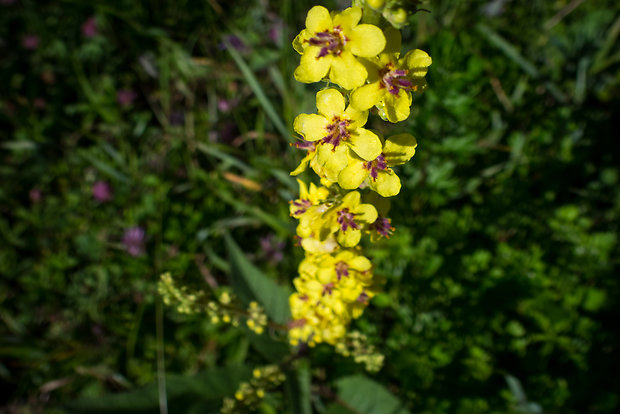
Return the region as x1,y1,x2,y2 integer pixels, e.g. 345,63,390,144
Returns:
289,179,330,218
288,249,378,347
350,28,431,123
300,234,339,254
323,191,378,247
293,6,386,90
294,89,382,182
290,139,317,176
338,133,418,197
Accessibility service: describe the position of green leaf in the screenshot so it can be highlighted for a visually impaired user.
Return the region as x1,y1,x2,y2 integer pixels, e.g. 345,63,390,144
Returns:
285,360,312,414
324,404,356,414
583,288,606,312
475,24,539,78
224,38,290,141
224,233,291,324
334,376,410,414
1,141,37,151
195,142,254,174
79,151,130,183
65,366,250,413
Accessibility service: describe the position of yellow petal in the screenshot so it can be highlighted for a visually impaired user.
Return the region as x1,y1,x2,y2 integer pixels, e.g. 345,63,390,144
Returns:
306,6,332,34
297,178,309,199
317,144,348,182
338,228,361,247
338,158,367,190
348,24,386,57
383,26,402,55
294,113,328,141
317,267,336,284
342,191,361,206
297,222,312,239
332,7,362,31
329,51,366,90
344,105,368,129
348,256,372,271
301,236,338,254
350,82,383,111
292,31,307,54
353,203,378,223
358,57,382,82
316,89,345,119
383,92,411,123
383,133,417,166
295,47,333,83
371,169,401,197
290,152,313,176
347,128,382,161
404,49,432,77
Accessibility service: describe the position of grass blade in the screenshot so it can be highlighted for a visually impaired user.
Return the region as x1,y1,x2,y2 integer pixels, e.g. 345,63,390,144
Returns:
224,39,291,141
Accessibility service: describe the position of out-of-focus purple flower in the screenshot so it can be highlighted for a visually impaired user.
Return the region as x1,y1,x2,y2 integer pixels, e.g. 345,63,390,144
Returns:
82,17,98,38
268,18,284,45
22,35,39,50
92,181,113,202
116,89,137,106
260,234,285,264
29,188,42,203
217,98,238,113
219,35,248,52
123,227,145,256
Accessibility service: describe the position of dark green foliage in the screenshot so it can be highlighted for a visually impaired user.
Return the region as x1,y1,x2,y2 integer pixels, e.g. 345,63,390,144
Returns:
66,365,251,413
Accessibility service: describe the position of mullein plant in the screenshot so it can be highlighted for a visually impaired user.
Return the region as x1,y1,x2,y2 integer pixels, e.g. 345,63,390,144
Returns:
159,2,429,409
288,1,431,350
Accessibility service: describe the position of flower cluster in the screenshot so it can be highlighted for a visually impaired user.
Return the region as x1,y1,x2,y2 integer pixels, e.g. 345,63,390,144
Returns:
158,272,204,314
288,3,430,353
158,275,268,335
221,365,285,414
334,331,385,372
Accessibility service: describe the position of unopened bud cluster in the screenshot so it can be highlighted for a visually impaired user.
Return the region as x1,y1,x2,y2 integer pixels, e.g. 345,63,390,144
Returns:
334,331,385,372
362,0,424,28
158,276,269,334
288,3,431,350
221,365,286,414
158,272,204,314
207,291,239,326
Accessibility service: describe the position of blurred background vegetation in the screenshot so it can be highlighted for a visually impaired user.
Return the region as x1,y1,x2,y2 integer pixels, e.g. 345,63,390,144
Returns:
1,0,619,413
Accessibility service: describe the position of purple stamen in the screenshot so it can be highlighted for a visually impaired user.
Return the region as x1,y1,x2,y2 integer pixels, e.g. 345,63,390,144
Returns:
337,208,359,232
322,282,334,296
372,217,394,238
357,291,369,304
381,67,413,96
307,26,347,58
363,154,388,180
292,199,312,215
335,261,349,280
321,118,350,150
321,117,350,151
293,139,316,151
